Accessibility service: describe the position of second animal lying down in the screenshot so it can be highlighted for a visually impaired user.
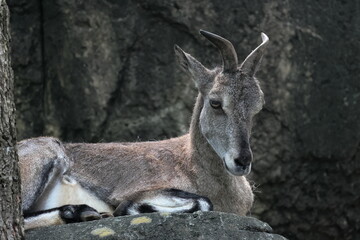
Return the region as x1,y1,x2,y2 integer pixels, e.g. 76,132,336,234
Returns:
20,30,269,230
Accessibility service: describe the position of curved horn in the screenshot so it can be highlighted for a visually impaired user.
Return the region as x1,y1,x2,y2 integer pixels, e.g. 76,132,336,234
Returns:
200,30,238,72
240,32,269,76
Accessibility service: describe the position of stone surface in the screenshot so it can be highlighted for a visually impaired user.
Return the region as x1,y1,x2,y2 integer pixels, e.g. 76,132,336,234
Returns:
25,212,287,240
9,1,360,240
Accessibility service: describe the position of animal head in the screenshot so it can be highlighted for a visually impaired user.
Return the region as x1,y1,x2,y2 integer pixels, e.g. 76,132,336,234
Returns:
175,30,269,176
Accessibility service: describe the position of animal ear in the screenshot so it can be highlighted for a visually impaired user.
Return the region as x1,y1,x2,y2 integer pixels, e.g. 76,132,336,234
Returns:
240,33,269,76
174,45,211,89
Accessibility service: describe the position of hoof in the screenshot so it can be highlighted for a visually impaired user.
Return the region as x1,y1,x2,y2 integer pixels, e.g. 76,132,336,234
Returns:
59,205,101,223
100,212,113,218
81,210,102,222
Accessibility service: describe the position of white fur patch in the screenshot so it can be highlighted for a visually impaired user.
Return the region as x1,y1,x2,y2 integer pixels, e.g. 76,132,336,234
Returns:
141,196,195,213
127,205,141,215
198,198,211,211
224,152,236,171
40,176,113,213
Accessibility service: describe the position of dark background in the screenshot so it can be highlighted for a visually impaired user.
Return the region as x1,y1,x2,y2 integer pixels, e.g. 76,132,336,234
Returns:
8,0,360,239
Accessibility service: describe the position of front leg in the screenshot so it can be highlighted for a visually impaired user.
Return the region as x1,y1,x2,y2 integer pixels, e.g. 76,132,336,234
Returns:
113,189,213,216
24,204,101,230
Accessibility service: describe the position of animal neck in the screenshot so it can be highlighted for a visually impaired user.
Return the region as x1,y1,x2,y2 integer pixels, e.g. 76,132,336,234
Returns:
189,94,225,174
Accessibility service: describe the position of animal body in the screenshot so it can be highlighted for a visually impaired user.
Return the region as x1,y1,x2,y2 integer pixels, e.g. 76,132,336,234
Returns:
20,30,269,230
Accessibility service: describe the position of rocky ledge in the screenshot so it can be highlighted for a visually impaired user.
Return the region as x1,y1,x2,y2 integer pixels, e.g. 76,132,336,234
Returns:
25,211,288,240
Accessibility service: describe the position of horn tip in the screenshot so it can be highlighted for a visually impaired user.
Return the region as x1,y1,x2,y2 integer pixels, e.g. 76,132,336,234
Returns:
199,29,213,38
174,44,187,57
174,44,183,52
260,32,269,43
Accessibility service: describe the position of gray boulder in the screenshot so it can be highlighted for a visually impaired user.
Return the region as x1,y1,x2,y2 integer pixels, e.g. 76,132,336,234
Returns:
25,212,288,240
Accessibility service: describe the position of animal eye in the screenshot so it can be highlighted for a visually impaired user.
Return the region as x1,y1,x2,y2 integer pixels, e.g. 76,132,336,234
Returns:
210,100,222,109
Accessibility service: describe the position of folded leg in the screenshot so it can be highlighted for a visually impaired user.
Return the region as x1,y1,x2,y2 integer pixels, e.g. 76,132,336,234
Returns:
24,204,101,230
114,188,213,216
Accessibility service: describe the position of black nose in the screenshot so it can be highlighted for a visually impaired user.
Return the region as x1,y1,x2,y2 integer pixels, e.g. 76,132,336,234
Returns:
234,148,253,169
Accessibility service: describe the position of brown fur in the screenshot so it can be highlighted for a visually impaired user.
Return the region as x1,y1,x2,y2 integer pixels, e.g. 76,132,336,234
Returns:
64,94,253,215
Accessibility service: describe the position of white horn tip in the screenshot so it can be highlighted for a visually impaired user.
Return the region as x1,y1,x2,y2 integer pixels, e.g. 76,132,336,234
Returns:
260,32,269,43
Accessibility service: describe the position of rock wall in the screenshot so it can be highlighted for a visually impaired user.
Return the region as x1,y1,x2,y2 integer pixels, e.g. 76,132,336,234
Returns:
8,0,360,239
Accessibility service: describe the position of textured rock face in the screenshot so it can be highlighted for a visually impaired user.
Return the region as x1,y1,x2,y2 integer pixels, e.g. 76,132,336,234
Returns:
25,212,287,240
8,0,43,138
9,1,360,240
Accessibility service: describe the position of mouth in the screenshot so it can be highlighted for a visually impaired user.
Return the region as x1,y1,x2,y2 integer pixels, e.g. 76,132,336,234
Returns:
224,159,251,176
